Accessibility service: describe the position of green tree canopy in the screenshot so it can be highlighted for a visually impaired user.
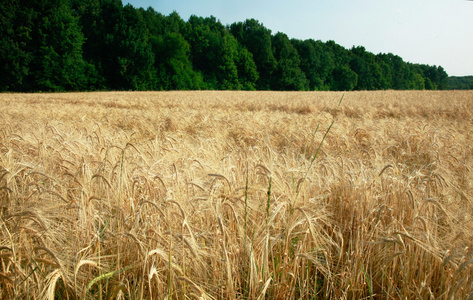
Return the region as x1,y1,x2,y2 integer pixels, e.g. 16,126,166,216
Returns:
0,0,452,92
230,19,277,90
329,66,358,91
187,16,241,89
271,32,308,90
11,0,95,91
0,0,33,91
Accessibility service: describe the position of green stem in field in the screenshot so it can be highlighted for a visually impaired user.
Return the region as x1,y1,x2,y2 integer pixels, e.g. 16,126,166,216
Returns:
98,146,110,300
116,146,126,276
263,176,272,278
118,146,125,215
266,176,272,228
292,94,344,211
304,123,320,159
292,121,333,212
244,163,249,252
243,162,249,295
304,121,334,181
168,228,172,298
362,262,373,299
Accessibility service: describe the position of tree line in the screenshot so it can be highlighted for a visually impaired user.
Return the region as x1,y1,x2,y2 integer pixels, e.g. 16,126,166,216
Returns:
448,76,473,90
0,0,450,92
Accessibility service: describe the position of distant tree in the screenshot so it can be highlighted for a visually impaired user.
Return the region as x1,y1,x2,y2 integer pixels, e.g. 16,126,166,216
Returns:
81,1,156,90
291,39,325,90
22,0,95,91
119,4,156,90
235,46,259,90
230,19,277,89
0,0,33,91
81,0,126,89
423,77,433,90
390,54,411,89
313,40,336,90
376,54,394,89
217,34,240,89
411,71,425,90
139,7,166,36
436,66,449,90
271,32,308,90
151,32,204,90
428,65,449,90
70,0,106,89
448,76,473,90
349,46,383,90
164,11,189,34
329,66,358,91
0,0,451,92
187,16,240,89
325,40,351,67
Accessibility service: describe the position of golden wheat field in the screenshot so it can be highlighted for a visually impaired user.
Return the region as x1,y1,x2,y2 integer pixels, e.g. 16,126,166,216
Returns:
0,90,472,299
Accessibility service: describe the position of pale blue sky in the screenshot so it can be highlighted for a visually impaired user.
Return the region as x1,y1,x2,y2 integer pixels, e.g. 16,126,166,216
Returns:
124,0,473,76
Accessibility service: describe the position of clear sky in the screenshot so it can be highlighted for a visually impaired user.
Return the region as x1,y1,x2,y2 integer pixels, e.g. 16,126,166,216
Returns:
123,0,473,76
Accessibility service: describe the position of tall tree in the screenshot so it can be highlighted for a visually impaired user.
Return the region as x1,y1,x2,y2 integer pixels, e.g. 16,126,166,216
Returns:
0,0,34,91
235,46,259,90
376,54,394,89
230,19,276,89
71,0,105,88
389,54,410,89
187,16,240,89
325,40,351,67
329,66,358,91
271,32,308,90
119,4,155,90
86,0,156,90
448,76,473,90
78,0,126,89
349,46,383,90
23,0,94,91
291,39,334,90
151,31,204,90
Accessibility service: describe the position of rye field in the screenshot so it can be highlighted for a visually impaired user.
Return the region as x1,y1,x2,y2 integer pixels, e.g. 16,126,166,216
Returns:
0,90,472,299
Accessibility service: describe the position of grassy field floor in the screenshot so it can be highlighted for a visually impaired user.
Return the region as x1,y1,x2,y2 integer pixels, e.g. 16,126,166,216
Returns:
0,90,472,299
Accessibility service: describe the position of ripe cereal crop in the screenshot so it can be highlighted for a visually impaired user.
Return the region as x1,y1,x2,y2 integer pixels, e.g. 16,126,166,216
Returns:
0,90,472,299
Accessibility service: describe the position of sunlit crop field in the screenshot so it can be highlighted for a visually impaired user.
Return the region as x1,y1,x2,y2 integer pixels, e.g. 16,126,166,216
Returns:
0,90,472,299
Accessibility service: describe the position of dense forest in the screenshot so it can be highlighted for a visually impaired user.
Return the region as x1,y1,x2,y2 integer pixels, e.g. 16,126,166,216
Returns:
448,76,473,90
1,0,451,92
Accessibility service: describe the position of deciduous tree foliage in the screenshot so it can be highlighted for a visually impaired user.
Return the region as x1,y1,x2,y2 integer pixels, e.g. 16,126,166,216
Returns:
271,32,308,91
187,16,240,89
230,19,277,90
0,0,452,91
291,39,332,90
0,0,33,91
448,76,473,90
